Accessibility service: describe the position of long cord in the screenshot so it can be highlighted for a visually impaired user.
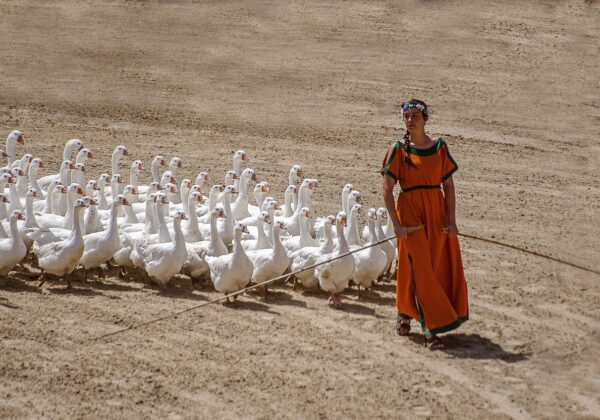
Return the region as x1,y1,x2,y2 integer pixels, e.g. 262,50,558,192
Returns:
93,231,599,341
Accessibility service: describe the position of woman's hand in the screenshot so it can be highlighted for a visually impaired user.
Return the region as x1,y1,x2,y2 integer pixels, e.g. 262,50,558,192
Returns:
443,223,458,237
394,223,425,239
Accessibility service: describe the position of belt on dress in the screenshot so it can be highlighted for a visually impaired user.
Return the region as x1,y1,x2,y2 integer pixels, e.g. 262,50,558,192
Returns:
401,184,442,193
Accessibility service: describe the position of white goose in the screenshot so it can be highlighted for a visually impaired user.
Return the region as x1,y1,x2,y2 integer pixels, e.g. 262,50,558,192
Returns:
111,145,129,177
27,158,45,198
345,203,363,247
0,194,11,235
289,164,304,187
182,191,204,242
282,185,297,218
80,195,130,281
206,223,253,300
283,207,318,254
5,130,25,166
134,210,188,289
136,156,165,195
289,214,336,289
128,159,144,189
84,186,104,235
50,184,68,216
231,149,249,192
199,184,223,223
15,153,33,196
246,221,290,297
375,208,395,278
35,198,89,289
7,168,24,213
351,208,387,292
315,212,355,309
96,174,111,211
75,148,94,165
37,139,83,190
231,168,258,220
241,211,271,251
0,210,27,276
217,185,236,245
187,206,228,257
70,163,86,187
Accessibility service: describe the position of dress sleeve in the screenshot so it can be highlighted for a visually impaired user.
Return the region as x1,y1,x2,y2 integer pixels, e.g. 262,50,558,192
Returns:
441,141,458,182
380,142,402,181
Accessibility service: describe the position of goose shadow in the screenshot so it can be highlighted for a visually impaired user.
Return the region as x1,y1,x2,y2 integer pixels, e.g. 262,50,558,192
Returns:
225,299,280,315
0,276,43,294
407,333,531,362
0,296,19,309
339,300,382,317
344,288,396,306
46,285,105,296
257,290,308,309
372,282,396,292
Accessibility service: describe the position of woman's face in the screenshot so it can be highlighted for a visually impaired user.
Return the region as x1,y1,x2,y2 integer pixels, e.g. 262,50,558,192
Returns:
403,109,426,132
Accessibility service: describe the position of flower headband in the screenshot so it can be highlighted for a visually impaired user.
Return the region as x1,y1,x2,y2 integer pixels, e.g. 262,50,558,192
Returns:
402,102,427,114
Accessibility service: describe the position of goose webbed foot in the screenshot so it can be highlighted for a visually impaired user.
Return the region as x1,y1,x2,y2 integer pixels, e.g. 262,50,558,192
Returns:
38,272,47,287
328,294,343,309
118,266,127,279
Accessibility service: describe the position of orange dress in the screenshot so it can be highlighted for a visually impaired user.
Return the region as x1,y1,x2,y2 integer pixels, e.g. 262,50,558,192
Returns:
381,139,468,335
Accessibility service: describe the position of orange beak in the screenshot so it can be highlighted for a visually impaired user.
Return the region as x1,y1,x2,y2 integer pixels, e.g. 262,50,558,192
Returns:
262,185,270,193
123,198,131,206
89,198,98,205
77,187,84,195
88,152,94,159
274,203,281,210
69,162,76,169
123,149,129,156
242,153,249,161
17,135,24,144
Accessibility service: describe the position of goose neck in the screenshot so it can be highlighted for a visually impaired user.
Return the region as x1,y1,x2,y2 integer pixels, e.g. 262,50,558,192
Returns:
111,152,121,175
25,195,38,228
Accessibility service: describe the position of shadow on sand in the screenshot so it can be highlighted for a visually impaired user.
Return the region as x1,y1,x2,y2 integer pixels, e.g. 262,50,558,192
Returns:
408,333,531,362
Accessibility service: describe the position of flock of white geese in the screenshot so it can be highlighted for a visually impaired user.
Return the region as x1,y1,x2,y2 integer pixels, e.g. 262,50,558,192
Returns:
0,130,397,308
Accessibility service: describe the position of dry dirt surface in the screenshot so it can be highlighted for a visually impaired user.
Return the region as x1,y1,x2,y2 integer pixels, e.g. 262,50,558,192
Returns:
1,0,600,418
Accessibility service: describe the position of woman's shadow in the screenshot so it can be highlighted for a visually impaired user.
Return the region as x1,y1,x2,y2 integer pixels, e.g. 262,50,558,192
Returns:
409,333,531,363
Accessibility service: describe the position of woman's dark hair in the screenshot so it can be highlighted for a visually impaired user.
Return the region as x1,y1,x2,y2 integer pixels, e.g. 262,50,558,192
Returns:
402,99,428,167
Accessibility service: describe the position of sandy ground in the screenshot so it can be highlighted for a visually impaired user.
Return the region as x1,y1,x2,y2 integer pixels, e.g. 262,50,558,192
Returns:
1,0,600,418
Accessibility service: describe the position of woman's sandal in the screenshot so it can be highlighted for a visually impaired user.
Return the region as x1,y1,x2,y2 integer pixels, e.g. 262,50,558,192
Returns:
425,335,446,350
396,315,411,336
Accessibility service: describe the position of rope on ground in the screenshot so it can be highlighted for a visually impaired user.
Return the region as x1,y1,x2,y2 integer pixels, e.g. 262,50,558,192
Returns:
93,231,599,342
458,233,600,276
93,235,396,342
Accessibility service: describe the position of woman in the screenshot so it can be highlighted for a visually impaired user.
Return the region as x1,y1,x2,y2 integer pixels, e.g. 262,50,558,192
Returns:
381,99,468,350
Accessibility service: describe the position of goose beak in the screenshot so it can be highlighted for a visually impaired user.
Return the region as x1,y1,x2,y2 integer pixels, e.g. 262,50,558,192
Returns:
132,187,139,195
119,177,125,184
219,185,224,192
197,195,204,204
162,197,169,204
187,181,192,188
356,196,363,204
219,211,226,218
39,161,45,169
274,203,281,210
81,166,86,173
170,176,176,184
88,152,94,159
233,174,240,180
156,184,164,191
242,225,250,234
33,191,40,198
17,135,24,144
138,164,144,171
18,212,25,220
170,186,177,193
2,197,9,203
306,211,312,218
342,217,347,226
297,169,303,178
1,151,7,158
358,207,363,215
123,198,131,206
69,162,76,169
262,185,270,193
123,149,129,156
204,175,210,181
177,161,182,168
264,216,272,225
77,187,84,195
242,153,249,162
89,198,98,205
8,176,15,183
279,222,286,230
251,174,258,182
